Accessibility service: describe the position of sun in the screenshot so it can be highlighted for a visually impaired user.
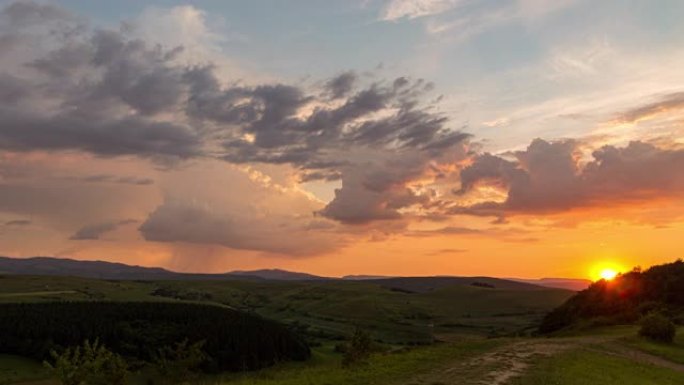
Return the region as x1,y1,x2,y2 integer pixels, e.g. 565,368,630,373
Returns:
599,268,619,281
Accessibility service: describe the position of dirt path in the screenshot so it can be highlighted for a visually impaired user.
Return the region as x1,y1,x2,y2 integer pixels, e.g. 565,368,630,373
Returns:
467,340,572,385
401,334,684,385
399,338,577,385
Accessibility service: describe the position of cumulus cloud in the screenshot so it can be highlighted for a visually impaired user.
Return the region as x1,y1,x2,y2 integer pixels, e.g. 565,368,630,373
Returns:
454,139,684,218
0,3,202,159
138,160,344,256
0,1,470,229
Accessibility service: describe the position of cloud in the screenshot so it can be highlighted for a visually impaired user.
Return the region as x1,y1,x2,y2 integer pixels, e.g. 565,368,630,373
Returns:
138,160,344,256
613,92,684,124
139,200,338,256
381,0,463,21
324,71,357,99
425,248,467,255
70,219,137,240
454,139,684,218
0,4,202,159
0,1,470,226
78,174,154,186
5,219,31,226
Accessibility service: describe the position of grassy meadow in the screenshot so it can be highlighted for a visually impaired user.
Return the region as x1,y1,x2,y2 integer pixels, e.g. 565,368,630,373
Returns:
1,274,683,385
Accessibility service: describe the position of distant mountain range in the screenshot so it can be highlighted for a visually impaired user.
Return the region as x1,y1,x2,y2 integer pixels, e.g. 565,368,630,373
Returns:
0,256,590,290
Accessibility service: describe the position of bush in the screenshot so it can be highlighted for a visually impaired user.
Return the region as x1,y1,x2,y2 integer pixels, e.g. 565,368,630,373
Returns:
342,327,372,368
639,313,676,343
153,340,207,384
44,339,128,385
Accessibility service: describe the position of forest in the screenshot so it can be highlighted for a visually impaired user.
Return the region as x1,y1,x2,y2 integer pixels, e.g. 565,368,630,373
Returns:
0,301,310,372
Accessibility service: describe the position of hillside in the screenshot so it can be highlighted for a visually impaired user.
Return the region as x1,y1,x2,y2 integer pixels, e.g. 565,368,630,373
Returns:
0,273,573,344
539,260,684,333
0,301,310,371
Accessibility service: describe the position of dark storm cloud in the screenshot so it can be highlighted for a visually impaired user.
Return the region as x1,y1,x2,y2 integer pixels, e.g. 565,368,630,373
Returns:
70,219,137,240
454,139,684,217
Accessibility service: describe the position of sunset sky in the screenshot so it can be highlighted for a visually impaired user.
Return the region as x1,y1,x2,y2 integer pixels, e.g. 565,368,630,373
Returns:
1,0,683,279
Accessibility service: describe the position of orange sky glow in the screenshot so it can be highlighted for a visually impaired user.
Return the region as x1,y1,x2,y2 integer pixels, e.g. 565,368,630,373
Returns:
0,1,683,280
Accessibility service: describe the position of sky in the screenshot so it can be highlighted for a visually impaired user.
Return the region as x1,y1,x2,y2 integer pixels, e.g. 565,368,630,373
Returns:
0,0,683,279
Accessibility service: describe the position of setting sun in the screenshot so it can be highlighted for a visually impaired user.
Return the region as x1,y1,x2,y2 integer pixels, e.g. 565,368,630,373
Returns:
599,268,619,281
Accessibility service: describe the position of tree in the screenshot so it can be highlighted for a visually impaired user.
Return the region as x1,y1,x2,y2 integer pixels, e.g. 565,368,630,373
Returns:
342,327,373,368
44,339,128,385
153,340,207,384
639,313,676,343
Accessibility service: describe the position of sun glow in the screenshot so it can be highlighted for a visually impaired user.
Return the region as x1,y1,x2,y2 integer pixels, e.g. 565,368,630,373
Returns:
590,262,625,281
599,268,618,281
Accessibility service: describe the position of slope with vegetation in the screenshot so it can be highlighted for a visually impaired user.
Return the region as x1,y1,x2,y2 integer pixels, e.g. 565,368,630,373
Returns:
0,302,310,372
539,260,684,333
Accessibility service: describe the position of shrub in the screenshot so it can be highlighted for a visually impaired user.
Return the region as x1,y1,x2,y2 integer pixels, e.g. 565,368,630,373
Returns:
342,327,372,368
639,313,676,343
153,340,207,384
44,339,128,385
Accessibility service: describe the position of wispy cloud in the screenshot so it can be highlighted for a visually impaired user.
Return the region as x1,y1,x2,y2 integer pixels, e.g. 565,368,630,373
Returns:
380,0,464,21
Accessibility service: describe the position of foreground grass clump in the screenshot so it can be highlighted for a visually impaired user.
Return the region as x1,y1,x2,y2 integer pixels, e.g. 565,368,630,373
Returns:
639,313,676,343
511,348,684,385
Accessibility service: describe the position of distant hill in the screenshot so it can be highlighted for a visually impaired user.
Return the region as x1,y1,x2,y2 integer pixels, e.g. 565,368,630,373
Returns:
539,260,684,333
227,269,330,281
342,275,395,280
0,256,583,294
509,278,591,291
365,276,548,293
0,256,180,280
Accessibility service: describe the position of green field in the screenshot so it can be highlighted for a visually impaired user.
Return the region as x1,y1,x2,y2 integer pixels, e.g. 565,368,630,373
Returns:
1,275,683,385
0,275,572,344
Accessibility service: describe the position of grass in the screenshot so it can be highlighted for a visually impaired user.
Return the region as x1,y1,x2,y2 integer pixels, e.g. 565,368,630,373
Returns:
511,348,684,385
0,340,505,385
620,328,684,364
213,339,505,385
0,275,573,344
0,355,49,385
